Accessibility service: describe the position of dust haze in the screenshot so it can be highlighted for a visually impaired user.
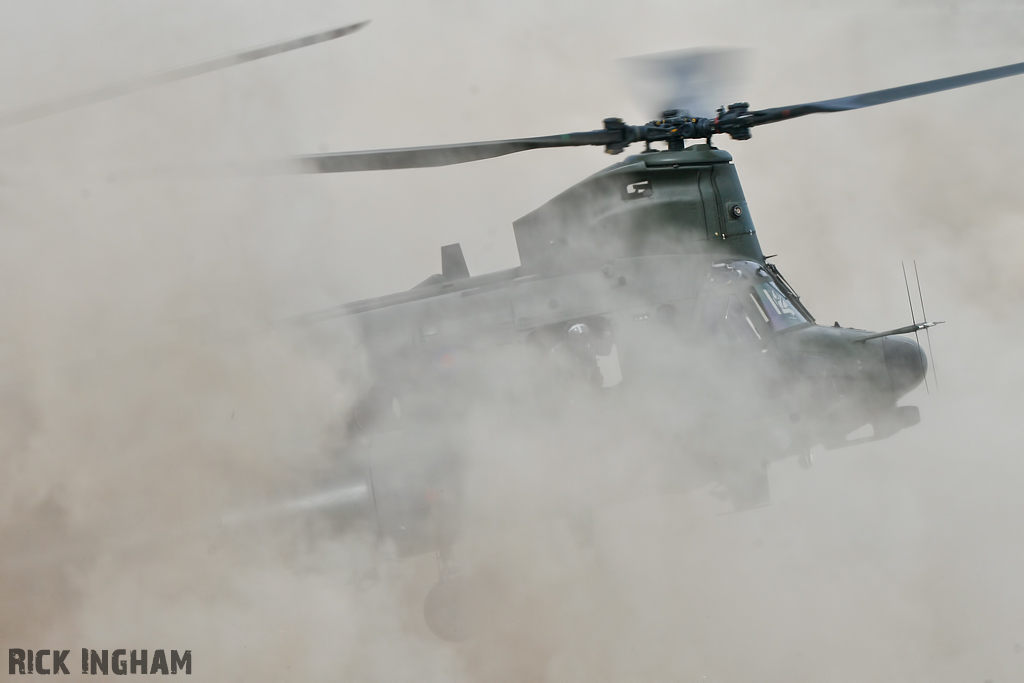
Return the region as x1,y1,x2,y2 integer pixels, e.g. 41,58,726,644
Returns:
1,1,1023,681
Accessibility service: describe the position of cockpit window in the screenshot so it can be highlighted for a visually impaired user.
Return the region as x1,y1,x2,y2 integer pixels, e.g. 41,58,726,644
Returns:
726,295,761,343
704,294,762,344
753,282,807,331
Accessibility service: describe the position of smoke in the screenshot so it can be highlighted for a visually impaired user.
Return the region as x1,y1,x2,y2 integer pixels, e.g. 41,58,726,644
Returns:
2,1,1024,682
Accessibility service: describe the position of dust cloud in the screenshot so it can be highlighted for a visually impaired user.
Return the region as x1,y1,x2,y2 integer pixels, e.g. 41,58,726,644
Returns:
1,1,1024,682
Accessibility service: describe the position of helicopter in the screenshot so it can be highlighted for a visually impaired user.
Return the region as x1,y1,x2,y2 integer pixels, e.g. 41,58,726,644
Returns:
2,21,1022,642
258,57,1024,640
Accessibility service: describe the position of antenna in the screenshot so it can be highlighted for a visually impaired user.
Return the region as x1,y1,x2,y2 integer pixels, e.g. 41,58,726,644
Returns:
914,260,939,391
902,262,930,394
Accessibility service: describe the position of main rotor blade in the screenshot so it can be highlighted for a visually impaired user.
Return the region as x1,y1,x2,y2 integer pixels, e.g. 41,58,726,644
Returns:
279,130,620,173
0,20,368,128
752,59,1024,125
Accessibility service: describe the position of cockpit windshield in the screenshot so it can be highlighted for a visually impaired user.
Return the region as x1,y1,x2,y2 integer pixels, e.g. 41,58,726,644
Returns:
753,281,807,331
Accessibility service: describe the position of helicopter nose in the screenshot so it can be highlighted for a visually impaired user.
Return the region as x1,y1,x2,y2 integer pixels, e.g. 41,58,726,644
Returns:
883,336,927,397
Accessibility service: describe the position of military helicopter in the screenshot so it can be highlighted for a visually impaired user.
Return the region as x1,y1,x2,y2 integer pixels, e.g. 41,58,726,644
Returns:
4,24,1023,641
250,58,1024,640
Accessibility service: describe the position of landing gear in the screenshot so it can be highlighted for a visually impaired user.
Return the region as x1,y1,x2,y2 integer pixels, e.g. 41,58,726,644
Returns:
422,547,485,642
797,451,814,469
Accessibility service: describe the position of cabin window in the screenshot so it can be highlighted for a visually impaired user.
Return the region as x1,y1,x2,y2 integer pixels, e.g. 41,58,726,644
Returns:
753,282,807,331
